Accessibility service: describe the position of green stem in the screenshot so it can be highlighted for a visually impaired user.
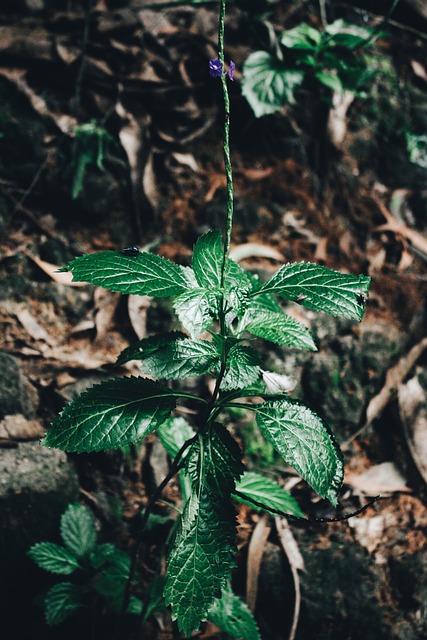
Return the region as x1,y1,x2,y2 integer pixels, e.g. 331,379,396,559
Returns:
116,434,196,639
218,0,234,289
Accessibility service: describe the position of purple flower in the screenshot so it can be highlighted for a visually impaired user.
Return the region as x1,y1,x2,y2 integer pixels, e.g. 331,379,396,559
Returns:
227,60,235,81
209,58,223,78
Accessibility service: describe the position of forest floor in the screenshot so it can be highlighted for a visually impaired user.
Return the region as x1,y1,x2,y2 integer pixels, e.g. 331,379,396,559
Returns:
1,1,427,639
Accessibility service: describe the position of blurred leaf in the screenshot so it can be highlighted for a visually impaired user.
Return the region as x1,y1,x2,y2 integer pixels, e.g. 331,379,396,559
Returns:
28,543,80,575
60,503,97,558
242,51,304,117
45,583,82,626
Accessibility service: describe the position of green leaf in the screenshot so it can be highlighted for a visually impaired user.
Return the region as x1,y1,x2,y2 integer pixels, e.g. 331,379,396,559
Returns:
89,543,119,569
245,312,317,351
95,550,130,599
280,23,321,50
142,576,166,624
242,51,305,117
193,230,224,288
208,583,261,640
325,20,373,49
43,377,176,452
60,503,97,558
234,471,303,517
315,71,344,92
165,429,240,635
94,548,142,614
221,345,261,391
256,261,370,321
116,332,186,366
186,425,244,497
45,583,82,626
165,486,237,636
62,250,190,297
28,542,80,575
236,270,283,325
223,259,253,321
137,338,219,381
252,399,344,505
173,288,219,337
158,416,196,502
157,416,196,459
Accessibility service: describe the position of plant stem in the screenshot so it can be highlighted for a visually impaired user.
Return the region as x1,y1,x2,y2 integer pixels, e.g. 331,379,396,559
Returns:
218,0,234,289
116,434,196,639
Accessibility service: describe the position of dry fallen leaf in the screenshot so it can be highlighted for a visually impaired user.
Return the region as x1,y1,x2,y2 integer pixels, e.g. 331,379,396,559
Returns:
275,517,304,640
345,462,410,496
25,251,85,287
94,287,121,340
246,513,271,612
16,308,56,346
128,294,151,340
399,375,427,487
229,243,283,263
348,515,385,554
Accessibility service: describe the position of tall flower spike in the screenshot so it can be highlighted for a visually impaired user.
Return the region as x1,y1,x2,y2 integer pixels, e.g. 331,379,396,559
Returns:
227,60,235,81
209,58,223,78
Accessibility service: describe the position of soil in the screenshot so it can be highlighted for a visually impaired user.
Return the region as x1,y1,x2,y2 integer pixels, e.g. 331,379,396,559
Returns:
1,1,427,639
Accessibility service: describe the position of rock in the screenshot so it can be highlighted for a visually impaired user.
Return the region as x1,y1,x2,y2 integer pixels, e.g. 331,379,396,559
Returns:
0,352,39,419
0,441,79,551
295,534,391,640
0,414,44,440
0,441,79,635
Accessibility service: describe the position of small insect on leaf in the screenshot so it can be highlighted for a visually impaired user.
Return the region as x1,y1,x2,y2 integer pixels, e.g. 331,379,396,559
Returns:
357,292,368,306
122,246,140,256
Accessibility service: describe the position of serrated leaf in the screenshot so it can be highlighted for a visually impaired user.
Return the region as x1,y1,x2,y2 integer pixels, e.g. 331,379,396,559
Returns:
245,312,317,351
208,583,261,640
28,542,81,575
43,377,176,452
165,486,237,636
165,430,239,635
256,261,370,321
242,51,305,118
60,503,97,558
234,471,303,517
116,332,186,366
223,259,253,321
186,425,244,497
62,250,190,296
45,582,82,626
253,399,344,505
173,288,219,338
221,345,261,391
137,338,219,381
193,230,224,288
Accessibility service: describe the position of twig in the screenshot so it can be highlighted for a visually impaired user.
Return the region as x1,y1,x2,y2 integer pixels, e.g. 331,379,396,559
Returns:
342,337,427,449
